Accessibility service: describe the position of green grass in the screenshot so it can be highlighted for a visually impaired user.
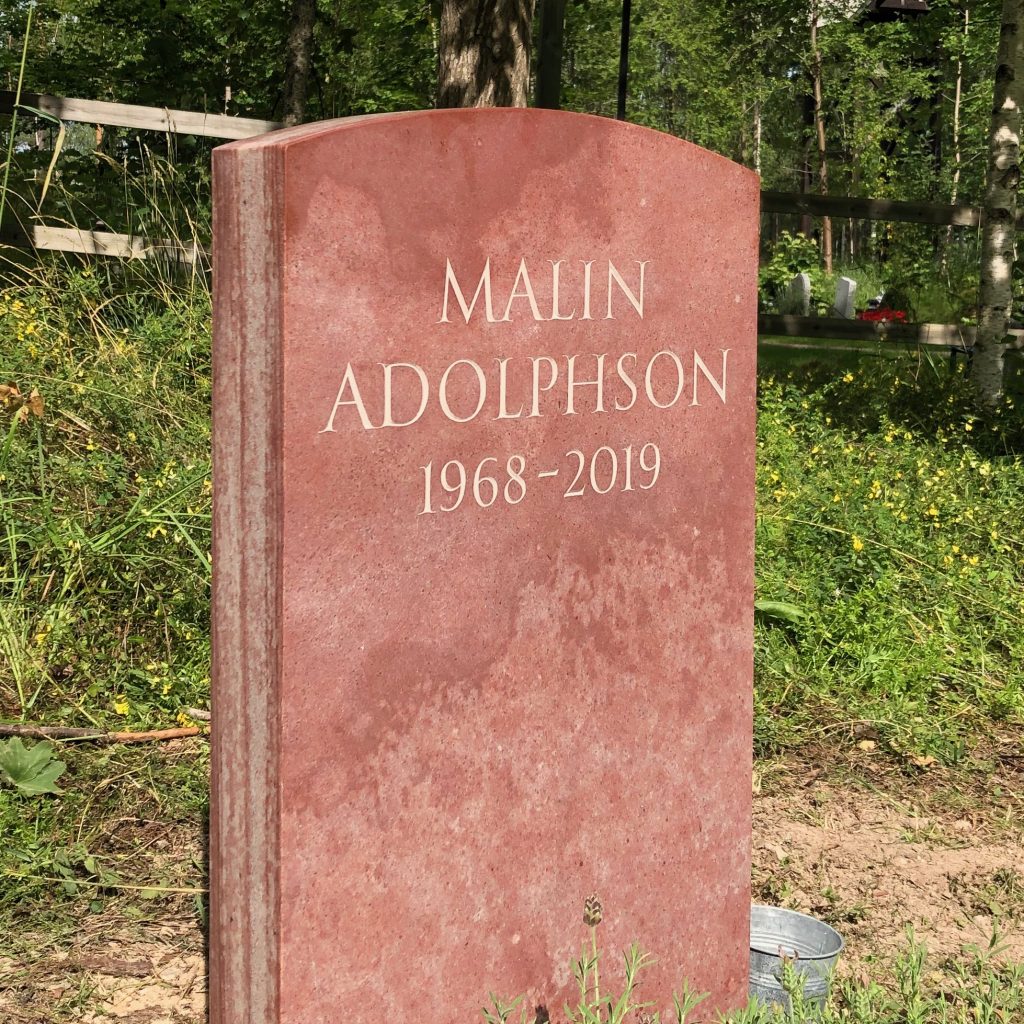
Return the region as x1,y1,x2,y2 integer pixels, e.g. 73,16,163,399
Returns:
0,258,1021,751
0,740,207,925
0,257,211,731
0,257,1022,1022
754,356,1023,765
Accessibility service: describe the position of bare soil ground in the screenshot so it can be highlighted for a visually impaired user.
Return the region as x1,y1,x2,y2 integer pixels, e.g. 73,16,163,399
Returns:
2,748,1022,1022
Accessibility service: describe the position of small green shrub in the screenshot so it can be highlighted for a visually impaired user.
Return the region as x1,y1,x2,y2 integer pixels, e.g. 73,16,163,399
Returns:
759,232,830,313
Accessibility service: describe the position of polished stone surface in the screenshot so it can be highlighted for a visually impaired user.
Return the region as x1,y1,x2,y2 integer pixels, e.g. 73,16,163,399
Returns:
212,108,759,1024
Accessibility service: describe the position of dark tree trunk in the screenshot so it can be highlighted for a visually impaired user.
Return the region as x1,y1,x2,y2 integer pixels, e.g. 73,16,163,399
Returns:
535,0,566,109
283,0,317,127
438,0,535,108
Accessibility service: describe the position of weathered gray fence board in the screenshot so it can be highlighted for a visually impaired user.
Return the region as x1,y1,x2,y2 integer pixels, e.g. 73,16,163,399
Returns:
759,313,972,345
760,191,995,228
0,91,1006,225
1,223,205,264
759,314,1024,348
0,90,280,140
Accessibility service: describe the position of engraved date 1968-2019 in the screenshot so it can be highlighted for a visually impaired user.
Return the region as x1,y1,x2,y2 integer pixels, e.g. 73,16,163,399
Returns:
418,442,661,515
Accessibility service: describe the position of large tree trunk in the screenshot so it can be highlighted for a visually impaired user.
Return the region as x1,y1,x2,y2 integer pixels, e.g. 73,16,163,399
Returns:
438,0,535,107
282,0,317,127
975,0,1024,409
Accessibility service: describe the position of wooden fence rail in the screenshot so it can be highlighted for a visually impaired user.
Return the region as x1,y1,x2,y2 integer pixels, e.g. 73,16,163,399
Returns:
0,88,1002,226
758,315,1024,349
0,90,280,140
759,190,1000,229
2,89,1018,354
0,222,205,264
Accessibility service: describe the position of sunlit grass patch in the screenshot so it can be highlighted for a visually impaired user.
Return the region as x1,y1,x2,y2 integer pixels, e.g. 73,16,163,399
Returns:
755,356,1024,764
0,258,211,731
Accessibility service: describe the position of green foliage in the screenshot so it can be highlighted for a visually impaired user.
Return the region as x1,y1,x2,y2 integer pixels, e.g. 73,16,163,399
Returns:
0,260,211,731
0,737,66,795
38,843,121,897
483,916,1023,1024
0,0,1013,319
758,232,828,313
2,258,1021,765
0,740,207,926
753,600,805,625
482,993,528,1024
755,355,1024,763
565,941,659,1024
317,0,436,116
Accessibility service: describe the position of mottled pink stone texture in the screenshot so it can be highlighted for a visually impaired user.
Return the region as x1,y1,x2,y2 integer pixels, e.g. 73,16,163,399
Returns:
212,108,759,1024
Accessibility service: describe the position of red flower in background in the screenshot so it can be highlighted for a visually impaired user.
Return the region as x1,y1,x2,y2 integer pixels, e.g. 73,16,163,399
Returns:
857,308,908,323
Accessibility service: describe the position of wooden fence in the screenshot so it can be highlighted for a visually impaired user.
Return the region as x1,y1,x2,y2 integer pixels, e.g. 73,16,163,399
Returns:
1,88,1017,355
0,90,280,140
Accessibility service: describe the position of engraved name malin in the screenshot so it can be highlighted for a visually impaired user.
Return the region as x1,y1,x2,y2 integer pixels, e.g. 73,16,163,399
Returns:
319,259,729,433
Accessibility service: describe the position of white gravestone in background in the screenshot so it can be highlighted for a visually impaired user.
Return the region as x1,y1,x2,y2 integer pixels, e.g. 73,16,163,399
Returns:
834,276,857,319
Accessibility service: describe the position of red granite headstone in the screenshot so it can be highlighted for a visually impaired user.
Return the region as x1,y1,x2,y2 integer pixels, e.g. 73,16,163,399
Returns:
212,108,758,1024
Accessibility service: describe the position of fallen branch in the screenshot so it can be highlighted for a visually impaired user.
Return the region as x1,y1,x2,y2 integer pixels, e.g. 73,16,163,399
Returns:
0,723,201,744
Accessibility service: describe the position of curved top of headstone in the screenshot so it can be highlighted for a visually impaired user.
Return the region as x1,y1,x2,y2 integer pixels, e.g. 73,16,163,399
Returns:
217,106,756,185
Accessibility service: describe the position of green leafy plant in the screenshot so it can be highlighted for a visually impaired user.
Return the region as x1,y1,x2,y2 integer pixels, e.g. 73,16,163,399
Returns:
566,939,657,1024
0,737,66,796
758,233,828,314
482,994,528,1024
753,600,805,626
483,924,1024,1024
484,898,708,1024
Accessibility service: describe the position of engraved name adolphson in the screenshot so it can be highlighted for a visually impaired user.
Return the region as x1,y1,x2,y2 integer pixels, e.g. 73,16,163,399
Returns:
317,258,732,515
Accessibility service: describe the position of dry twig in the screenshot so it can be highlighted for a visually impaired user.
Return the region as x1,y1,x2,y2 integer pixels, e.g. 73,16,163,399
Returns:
0,724,201,744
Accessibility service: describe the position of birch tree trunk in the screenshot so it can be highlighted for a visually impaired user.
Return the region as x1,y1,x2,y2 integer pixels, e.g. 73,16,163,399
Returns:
811,3,832,273
282,0,317,127
975,0,1024,408
753,96,762,176
438,0,535,108
944,4,969,268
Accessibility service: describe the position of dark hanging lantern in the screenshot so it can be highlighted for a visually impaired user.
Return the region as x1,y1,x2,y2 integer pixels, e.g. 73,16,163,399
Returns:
863,0,930,21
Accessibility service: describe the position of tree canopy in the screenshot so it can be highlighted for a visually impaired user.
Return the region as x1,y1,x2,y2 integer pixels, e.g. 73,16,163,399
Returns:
0,0,1005,209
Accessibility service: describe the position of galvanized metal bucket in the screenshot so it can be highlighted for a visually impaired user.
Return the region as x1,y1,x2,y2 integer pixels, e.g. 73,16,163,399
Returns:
749,905,844,1014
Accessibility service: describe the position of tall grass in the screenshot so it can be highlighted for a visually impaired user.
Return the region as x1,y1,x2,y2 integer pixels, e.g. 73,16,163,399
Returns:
0,247,211,728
